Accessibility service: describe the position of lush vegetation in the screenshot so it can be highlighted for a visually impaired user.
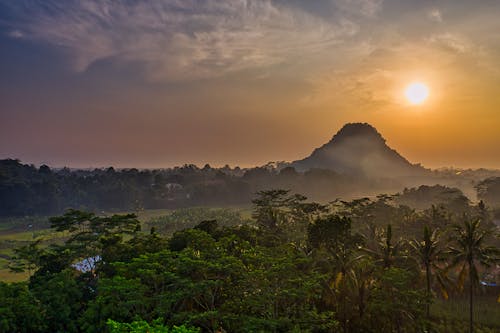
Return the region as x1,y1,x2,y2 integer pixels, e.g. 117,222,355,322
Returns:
476,177,500,208
1,189,499,333
4,158,499,217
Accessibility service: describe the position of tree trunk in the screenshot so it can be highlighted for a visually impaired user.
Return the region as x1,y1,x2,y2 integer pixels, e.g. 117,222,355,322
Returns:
426,262,431,320
358,285,365,319
469,261,473,333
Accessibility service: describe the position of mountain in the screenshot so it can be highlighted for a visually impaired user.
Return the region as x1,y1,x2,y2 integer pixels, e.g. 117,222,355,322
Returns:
291,123,427,178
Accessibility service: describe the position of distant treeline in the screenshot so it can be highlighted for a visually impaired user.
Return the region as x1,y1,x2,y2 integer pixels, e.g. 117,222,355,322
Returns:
1,158,500,216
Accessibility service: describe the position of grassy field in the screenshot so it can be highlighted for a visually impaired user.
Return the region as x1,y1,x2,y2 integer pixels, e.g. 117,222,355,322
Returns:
0,222,62,282
0,213,91,282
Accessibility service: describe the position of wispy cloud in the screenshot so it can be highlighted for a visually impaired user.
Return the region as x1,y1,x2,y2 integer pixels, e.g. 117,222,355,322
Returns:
427,8,443,23
427,33,472,54
2,0,359,81
7,29,24,38
335,0,384,18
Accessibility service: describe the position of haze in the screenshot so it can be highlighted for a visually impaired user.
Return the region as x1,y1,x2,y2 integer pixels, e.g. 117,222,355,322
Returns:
1,0,499,169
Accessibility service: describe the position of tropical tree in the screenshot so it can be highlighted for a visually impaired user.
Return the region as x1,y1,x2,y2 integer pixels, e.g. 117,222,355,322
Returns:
367,268,426,333
252,189,326,247
308,215,363,332
409,226,447,321
0,281,45,332
448,218,499,333
345,258,376,326
107,318,199,333
364,224,408,269
8,239,43,277
49,209,141,271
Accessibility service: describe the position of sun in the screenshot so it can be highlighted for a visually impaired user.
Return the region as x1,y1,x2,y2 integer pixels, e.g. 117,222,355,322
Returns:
404,82,429,105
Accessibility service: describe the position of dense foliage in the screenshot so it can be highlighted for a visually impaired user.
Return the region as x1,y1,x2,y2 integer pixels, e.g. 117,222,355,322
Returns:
1,189,499,332
145,208,250,235
476,177,500,208
4,158,496,217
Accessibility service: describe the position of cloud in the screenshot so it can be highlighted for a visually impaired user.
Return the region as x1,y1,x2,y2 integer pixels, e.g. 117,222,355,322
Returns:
3,0,359,81
334,0,384,18
427,8,442,23
7,30,24,38
304,67,397,111
427,33,471,54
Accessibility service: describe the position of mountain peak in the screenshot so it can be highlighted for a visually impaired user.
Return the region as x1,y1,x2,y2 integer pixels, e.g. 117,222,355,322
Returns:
292,123,426,178
325,123,385,146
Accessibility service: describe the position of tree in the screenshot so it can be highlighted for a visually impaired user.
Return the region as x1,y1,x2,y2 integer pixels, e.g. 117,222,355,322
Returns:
107,318,199,332
409,226,447,321
0,282,45,332
308,215,363,275
49,209,140,267
367,268,426,333
364,224,408,269
308,215,363,332
448,218,499,333
475,177,500,208
9,240,43,277
30,269,86,333
252,189,325,247
345,258,375,328
251,189,297,232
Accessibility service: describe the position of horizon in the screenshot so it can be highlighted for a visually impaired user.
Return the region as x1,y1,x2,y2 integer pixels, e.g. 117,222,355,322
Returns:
5,120,500,171
3,120,500,171
1,1,500,169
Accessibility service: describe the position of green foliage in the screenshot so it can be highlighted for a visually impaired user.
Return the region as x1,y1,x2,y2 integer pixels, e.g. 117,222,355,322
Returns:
47,209,140,270
30,269,86,333
1,190,499,333
366,268,427,332
409,226,448,320
364,224,410,269
0,282,45,332
475,177,500,208
0,159,253,216
308,215,363,270
146,208,249,235
252,189,326,247
8,239,43,276
448,218,500,333
107,318,199,333
397,185,470,212
85,227,331,332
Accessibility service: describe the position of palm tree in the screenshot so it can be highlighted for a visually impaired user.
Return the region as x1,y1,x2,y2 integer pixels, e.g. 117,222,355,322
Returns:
364,224,407,269
410,226,448,321
346,258,376,321
448,218,499,333
308,215,364,333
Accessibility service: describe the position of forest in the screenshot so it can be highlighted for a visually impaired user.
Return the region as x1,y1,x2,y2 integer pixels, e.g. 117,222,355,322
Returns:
2,158,500,217
1,189,499,333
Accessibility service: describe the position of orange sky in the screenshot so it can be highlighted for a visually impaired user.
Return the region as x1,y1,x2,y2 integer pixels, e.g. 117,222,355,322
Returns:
1,0,499,169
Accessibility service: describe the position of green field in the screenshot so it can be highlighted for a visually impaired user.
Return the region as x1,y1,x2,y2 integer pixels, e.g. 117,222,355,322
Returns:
0,216,60,282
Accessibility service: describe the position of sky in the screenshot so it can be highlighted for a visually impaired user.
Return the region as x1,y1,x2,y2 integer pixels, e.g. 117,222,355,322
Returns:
1,0,499,169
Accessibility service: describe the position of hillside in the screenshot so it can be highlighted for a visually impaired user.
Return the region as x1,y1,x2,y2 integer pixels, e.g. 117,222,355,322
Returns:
292,123,428,178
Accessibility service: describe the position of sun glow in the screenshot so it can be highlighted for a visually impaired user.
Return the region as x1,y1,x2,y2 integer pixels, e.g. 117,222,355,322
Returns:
404,82,429,105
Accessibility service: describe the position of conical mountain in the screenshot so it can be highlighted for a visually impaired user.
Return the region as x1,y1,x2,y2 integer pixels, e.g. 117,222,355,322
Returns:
292,123,426,178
